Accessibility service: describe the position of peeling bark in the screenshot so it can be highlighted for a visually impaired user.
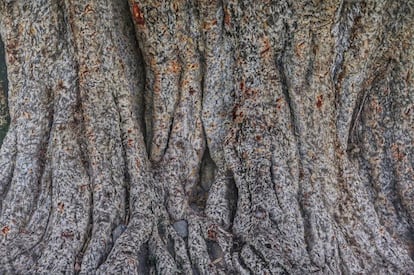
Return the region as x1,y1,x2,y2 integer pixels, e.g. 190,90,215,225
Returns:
0,0,413,274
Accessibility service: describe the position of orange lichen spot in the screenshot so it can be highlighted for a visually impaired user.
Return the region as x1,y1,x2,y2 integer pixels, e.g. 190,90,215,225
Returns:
316,94,323,108
172,2,179,12
80,69,89,80
391,144,404,161
235,112,244,124
30,27,36,36
188,63,198,70
261,46,270,56
18,24,24,35
260,37,271,56
294,41,306,58
245,89,258,99
224,7,231,26
1,225,10,235
132,3,145,25
7,40,18,50
232,104,244,124
127,139,134,147
8,55,16,65
371,99,382,113
239,80,245,91
182,79,190,86
84,4,95,14
203,19,218,30
169,61,181,74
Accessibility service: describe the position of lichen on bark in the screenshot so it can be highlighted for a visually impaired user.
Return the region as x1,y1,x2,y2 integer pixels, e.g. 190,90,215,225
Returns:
0,0,414,274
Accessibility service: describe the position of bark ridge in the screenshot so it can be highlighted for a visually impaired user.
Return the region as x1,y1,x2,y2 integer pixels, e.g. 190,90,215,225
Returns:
0,0,413,274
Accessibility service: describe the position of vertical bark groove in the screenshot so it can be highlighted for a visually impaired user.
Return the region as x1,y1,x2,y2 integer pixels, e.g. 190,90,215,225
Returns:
0,35,8,146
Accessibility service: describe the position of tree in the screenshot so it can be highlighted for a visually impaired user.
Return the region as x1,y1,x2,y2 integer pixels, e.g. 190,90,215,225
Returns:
0,0,413,273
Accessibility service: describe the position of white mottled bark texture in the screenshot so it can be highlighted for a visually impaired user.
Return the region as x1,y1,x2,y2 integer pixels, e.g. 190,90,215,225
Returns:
0,0,413,274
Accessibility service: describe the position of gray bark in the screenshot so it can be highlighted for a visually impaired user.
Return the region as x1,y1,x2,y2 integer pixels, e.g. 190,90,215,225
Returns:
0,35,8,143
0,0,413,274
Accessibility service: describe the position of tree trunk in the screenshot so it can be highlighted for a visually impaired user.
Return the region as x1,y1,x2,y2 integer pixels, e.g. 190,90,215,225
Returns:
0,35,8,143
0,0,413,274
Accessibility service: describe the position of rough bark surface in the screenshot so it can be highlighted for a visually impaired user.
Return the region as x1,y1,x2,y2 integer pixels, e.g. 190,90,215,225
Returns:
0,0,413,274
0,36,8,143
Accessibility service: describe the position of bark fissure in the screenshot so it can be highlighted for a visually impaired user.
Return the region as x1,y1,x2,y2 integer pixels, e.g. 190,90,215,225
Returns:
0,35,9,146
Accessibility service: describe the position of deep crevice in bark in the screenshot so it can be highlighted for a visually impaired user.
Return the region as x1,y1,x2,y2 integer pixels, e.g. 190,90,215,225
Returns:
0,35,9,145
193,147,216,210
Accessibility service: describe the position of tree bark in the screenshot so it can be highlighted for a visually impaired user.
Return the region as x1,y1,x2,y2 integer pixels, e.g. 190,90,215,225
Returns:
0,0,413,274
0,35,8,143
